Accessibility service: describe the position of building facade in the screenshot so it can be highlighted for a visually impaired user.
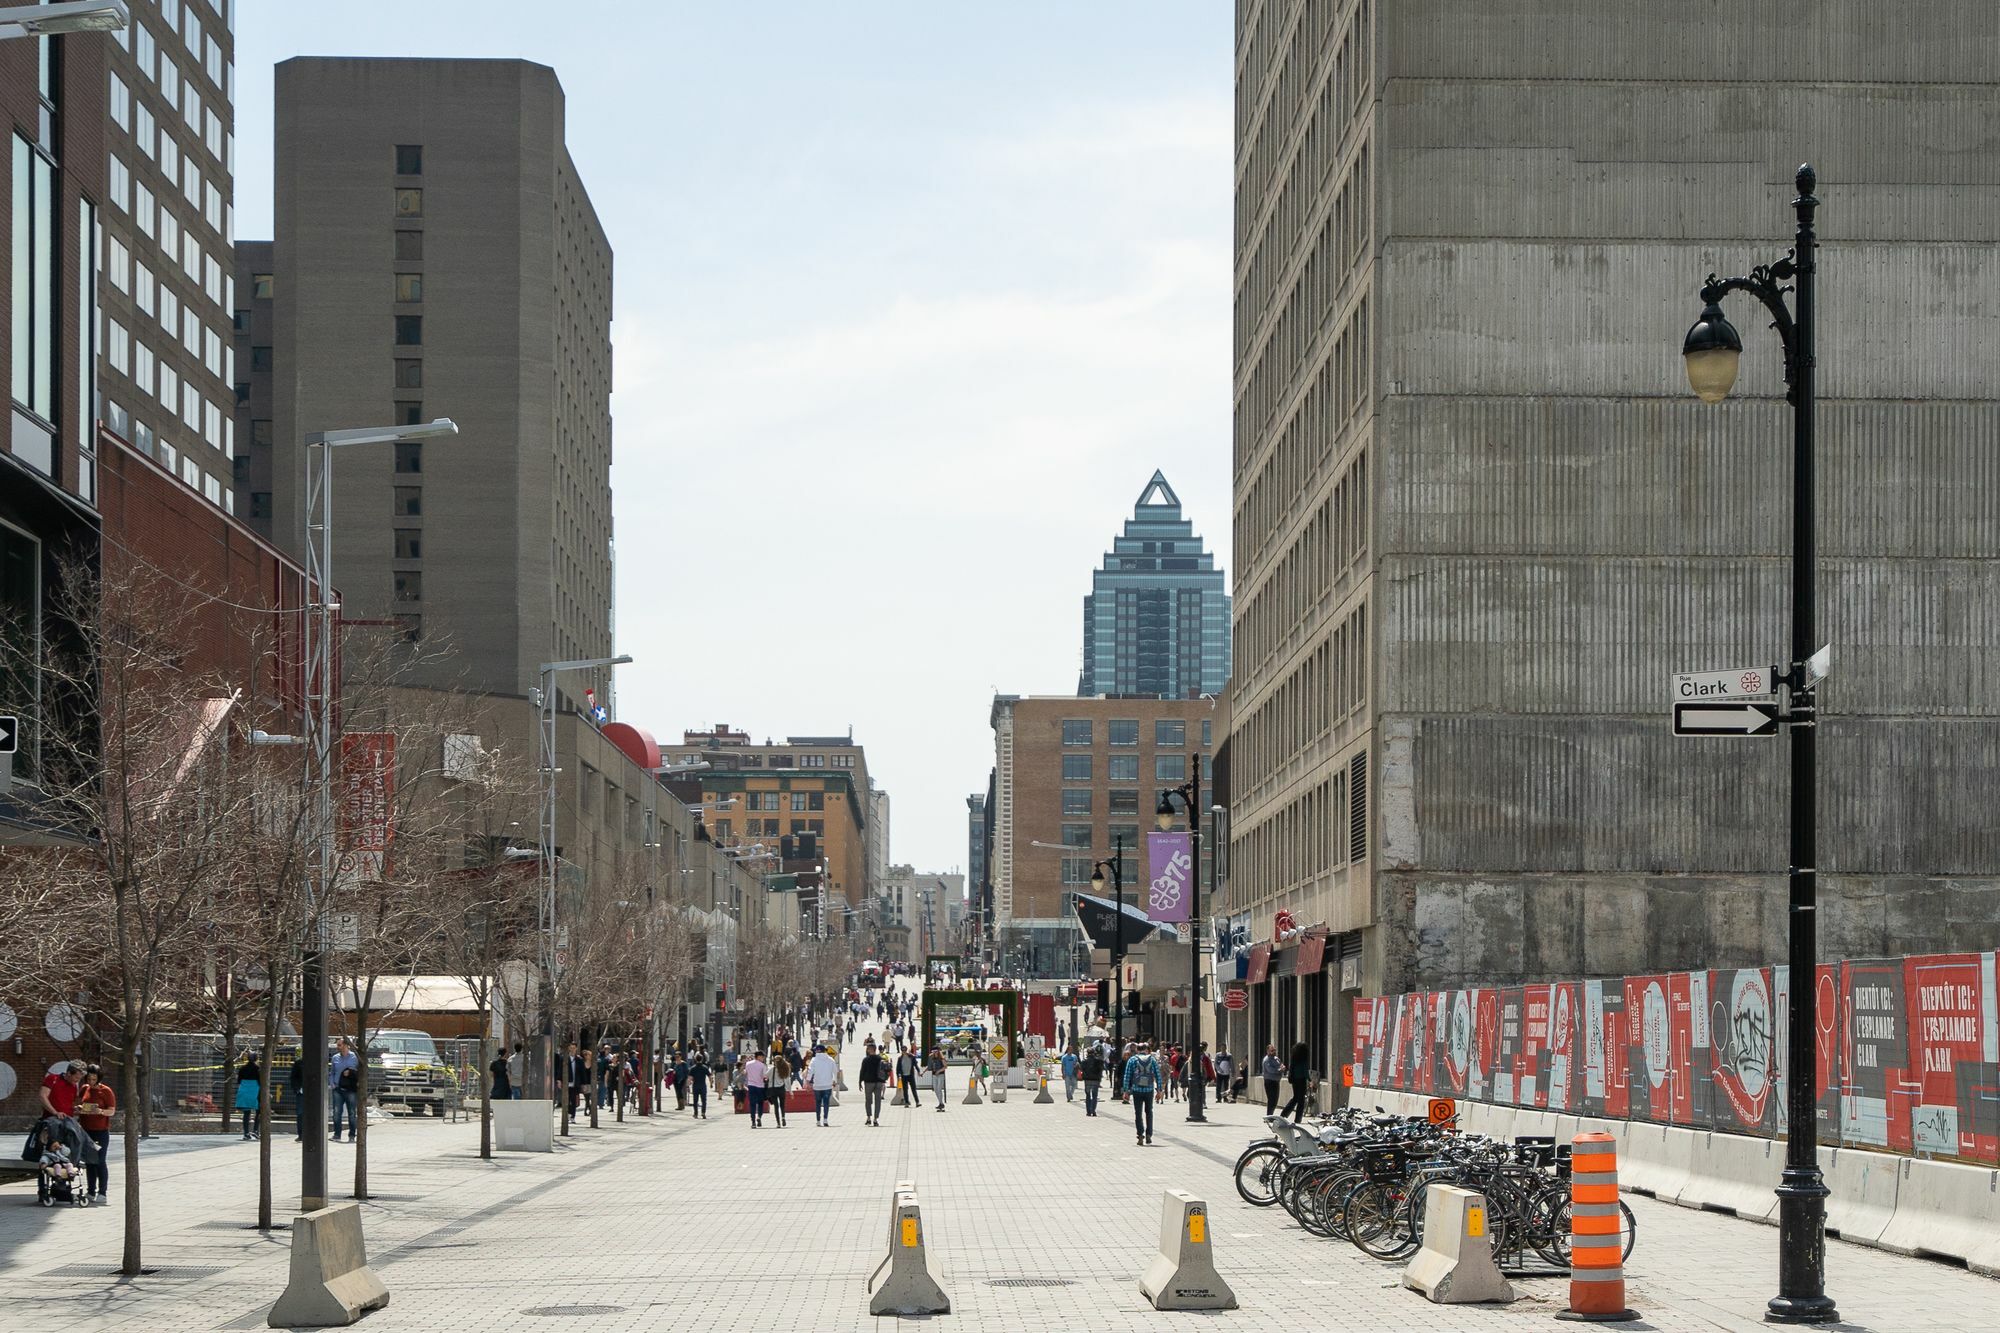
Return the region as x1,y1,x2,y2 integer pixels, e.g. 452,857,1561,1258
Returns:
988,694,1215,977
1078,470,1231,698
1229,0,2000,1090
263,57,614,705
878,865,965,965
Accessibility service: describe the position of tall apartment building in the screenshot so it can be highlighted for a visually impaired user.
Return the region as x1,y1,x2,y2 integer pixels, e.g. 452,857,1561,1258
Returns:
1229,0,2000,1078
988,695,1215,976
670,725,879,924
1078,471,1231,698
261,58,614,704
964,792,987,924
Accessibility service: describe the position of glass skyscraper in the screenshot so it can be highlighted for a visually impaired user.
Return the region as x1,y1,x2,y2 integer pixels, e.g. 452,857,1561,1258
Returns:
1079,471,1230,698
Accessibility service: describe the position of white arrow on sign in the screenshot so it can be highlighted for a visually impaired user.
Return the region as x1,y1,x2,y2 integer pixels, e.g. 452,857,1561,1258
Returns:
1674,702,1781,737
0,715,17,754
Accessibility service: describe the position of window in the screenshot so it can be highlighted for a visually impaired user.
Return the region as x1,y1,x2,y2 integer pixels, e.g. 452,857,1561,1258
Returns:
251,418,272,447
251,272,273,299
231,308,247,332
250,344,273,370
1156,754,1187,782
394,359,421,388
1061,823,1092,848
1109,789,1139,815
394,230,422,260
135,262,154,315
109,154,129,211
1109,822,1140,851
808,791,824,811
12,138,57,440
110,75,130,129
1155,719,1186,747
1108,755,1139,782
1061,754,1091,782
1061,719,1092,746
394,316,421,345
159,132,178,184
393,572,421,602
1202,719,1212,747
394,529,421,559
134,103,154,159
1061,858,1093,886
394,442,421,473
799,754,826,768
395,144,423,174
394,273,422,302
203,472,220,504
134,341,154,392
397,402,422,426
1109,719,1138,746
394,188,423,217
791,792,808,812
393,487,421,517
107,320,129,374
156,362,176,411
204,253,221,304
1061,790,1091,816
250,492,271,519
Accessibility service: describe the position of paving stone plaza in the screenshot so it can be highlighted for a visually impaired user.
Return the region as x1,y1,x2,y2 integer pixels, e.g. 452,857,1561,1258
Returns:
3,999,1994,1332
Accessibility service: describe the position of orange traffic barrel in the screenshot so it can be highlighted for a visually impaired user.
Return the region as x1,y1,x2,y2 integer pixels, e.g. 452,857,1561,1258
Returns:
1556,1131,1638,1322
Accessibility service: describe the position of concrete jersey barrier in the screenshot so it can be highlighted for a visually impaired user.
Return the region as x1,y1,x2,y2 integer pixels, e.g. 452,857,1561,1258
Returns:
267,1202,391,1327
1138,1190,1237,1311
1401,1184,1514,1304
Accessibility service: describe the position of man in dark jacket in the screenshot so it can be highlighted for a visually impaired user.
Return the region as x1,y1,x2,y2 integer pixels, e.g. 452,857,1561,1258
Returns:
1079,1046,1106,1117
858,1039,889,1125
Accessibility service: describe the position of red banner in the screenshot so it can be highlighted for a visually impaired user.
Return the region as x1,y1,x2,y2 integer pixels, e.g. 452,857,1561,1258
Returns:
339,733,396,880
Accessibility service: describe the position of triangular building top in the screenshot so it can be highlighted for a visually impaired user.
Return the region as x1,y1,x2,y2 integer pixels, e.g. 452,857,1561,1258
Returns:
1135,470,1180,509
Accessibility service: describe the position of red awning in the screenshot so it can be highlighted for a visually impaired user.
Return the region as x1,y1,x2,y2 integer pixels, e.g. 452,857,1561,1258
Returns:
1246,943,1271,985
1298,931,1328,976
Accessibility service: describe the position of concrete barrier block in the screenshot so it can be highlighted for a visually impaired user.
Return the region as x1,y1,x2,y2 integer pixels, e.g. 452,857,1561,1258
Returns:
491,1099,554,1153
867,1189,950,1316
267,1203,390,1328
1402,1185,1515,1305
1138,1190,1237,1311
1675,1132,1781,1221
962,1075,983,1105
1874,1155,1999,1271
1819,1145,1902,1247
1616,1122,1696,1201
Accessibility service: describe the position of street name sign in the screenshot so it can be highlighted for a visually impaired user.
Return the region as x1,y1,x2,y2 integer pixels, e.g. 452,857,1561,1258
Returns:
1673,666,1775,701
1674,701,1781,737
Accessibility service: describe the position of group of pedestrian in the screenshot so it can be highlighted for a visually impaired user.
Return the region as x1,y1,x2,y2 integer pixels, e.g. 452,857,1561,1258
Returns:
32,1060,113,1204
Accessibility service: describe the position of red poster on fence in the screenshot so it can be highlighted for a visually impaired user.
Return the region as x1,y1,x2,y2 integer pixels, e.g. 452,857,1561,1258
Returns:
1903,954,1993,1162
1546,982,1579,1111
1521,985,1552,1109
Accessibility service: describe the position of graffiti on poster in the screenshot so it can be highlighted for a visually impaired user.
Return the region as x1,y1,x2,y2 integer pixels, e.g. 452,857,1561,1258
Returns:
1346,950,2000,1169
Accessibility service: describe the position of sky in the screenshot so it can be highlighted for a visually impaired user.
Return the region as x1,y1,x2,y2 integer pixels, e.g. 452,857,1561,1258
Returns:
234,2,1234,876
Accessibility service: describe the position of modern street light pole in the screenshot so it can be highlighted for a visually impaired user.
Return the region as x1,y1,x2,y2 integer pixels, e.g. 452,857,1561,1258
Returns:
1156,778,1205,1122
1680,164,1834,1326
298,418,457,1211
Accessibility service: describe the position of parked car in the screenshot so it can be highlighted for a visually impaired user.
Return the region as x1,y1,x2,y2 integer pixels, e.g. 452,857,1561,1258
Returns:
362,1029,460,1117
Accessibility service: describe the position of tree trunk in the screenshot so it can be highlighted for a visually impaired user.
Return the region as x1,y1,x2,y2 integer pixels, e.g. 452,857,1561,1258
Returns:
137,1041,153,1140
220,1008,238,1135
477,1003,492,1160
351,1004,370,1200
119,1024,144,1274
256,980,282,1230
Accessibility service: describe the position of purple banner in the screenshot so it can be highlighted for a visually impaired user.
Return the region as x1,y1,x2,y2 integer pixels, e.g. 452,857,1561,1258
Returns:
1144,831,1194,924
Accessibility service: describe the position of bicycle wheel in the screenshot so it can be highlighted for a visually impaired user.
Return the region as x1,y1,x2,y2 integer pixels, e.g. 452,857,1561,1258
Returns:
1544,1198,1637,1265
1347,1180,1419,1260
1233,1145,1283,1207
1307,1168,1362,1240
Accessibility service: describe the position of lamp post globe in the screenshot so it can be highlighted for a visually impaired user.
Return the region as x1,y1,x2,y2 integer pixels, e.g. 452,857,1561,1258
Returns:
1682,300,1744,402
1154,794,1175,832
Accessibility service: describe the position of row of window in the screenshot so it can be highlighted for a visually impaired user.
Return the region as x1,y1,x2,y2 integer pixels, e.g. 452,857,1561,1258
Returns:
1060,718,1204,747
1236,599,1368,804
737,818,824,838
742,790,827,812
115,0,230,103
104,399,231,515
103,320,230,453
1236,445,1369,685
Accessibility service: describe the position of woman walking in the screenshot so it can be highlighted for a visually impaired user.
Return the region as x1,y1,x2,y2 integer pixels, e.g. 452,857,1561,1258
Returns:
1280,1041,1312,1123
768,1051,790,1127
233,1053,262,1140
926,1047,948,1111
77,1065,115,1203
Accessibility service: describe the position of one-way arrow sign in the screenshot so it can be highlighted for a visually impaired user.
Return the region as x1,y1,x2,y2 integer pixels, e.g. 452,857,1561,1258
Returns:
0,714,17,754
1674,702,1780,737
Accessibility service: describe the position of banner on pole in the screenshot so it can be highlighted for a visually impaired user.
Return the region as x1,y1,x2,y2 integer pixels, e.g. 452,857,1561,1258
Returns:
1144,831,1193,924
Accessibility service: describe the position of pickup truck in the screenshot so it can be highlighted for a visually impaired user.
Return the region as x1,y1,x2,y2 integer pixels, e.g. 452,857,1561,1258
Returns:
364,1029,460,1117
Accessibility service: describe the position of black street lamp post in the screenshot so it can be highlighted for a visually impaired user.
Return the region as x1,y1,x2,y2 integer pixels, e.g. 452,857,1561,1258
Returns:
1088,832,1128,1047
1679,163,1835,1326
1157,779,1206,1123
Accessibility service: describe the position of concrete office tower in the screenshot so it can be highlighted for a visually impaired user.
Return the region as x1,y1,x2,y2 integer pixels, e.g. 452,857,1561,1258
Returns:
99,0,237,514
1228,0,2000,1067
1079,471,1231,698
268,58,613,703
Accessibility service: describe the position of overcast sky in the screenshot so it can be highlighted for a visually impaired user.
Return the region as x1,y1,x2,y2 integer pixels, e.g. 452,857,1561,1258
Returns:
234,2,1233,876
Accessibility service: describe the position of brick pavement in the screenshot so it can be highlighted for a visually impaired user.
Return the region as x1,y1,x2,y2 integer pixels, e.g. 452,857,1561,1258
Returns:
1,1003,1992,1332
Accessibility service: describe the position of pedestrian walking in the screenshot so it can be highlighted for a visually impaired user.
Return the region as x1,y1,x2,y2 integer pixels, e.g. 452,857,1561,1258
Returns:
1213,1047,1235,1104
1281,1041,1312,1122
233,1054,261,1139
1164,1046,1181,1103
808,1044,839,1125
1123,1040,1160,1145
1079,1045,1104,1117
768,1052,790,1127
329,1038,359,1142
685,1050,710,1119
744,1051,769,1125
1060,1045,1079,1102
894,1048,918,1107
926,1048,948,1110
1261,1044,1283,1115
506,1041,525,1100
76,1065,114,1203
287,1050,307,1138
859,1039,888,1125
488,1045,512,1102
1186,1040,1211,1121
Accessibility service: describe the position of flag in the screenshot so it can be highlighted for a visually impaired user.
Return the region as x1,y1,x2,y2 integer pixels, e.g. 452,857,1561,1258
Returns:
1144,831,1194,924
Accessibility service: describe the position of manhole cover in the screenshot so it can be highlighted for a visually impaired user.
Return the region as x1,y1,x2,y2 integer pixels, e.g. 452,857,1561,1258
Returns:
522,1306,626,1317
42,1265,226,1278
986,1278,1075,1288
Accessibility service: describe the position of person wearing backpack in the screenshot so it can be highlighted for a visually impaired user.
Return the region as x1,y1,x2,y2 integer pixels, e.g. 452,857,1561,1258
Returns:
1122,1040,1160,1145
1078,1045,1106,1117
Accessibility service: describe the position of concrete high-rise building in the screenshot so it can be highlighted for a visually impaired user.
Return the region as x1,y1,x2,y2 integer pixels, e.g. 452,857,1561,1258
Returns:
1228,0,2000,1077
263,58,613,704
1078,471,1231,698
965,793,987,921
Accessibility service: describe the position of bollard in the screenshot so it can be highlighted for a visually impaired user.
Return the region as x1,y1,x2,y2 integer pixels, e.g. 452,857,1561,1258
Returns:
962,1071,983,1105
1033,1070,1054,1104
989,1066,1007,1103
267,1203,390,1327
867,1181,951,1316
1138,1190,1237,1311
1401,1185,1514,1304
1556,1131,1638,1322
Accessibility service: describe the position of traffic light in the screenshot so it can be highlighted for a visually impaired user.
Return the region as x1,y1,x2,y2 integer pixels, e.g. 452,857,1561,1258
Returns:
715,987,727,1011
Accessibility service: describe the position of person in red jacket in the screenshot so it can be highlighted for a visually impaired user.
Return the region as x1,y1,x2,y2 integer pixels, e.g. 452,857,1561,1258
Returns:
76,1066,116,1203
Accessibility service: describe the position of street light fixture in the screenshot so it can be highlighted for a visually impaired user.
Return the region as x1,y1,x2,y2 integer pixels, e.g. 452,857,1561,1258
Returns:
1157,780,1206,1123
1679,164,1833,1326
293,417,458,1212
0,0,128,38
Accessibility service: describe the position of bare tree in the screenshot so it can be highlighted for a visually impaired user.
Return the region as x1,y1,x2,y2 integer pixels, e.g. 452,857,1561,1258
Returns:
0,558,256,1274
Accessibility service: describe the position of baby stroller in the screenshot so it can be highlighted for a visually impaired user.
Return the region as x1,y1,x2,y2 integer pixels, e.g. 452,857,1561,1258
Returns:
32,1117,90,1207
